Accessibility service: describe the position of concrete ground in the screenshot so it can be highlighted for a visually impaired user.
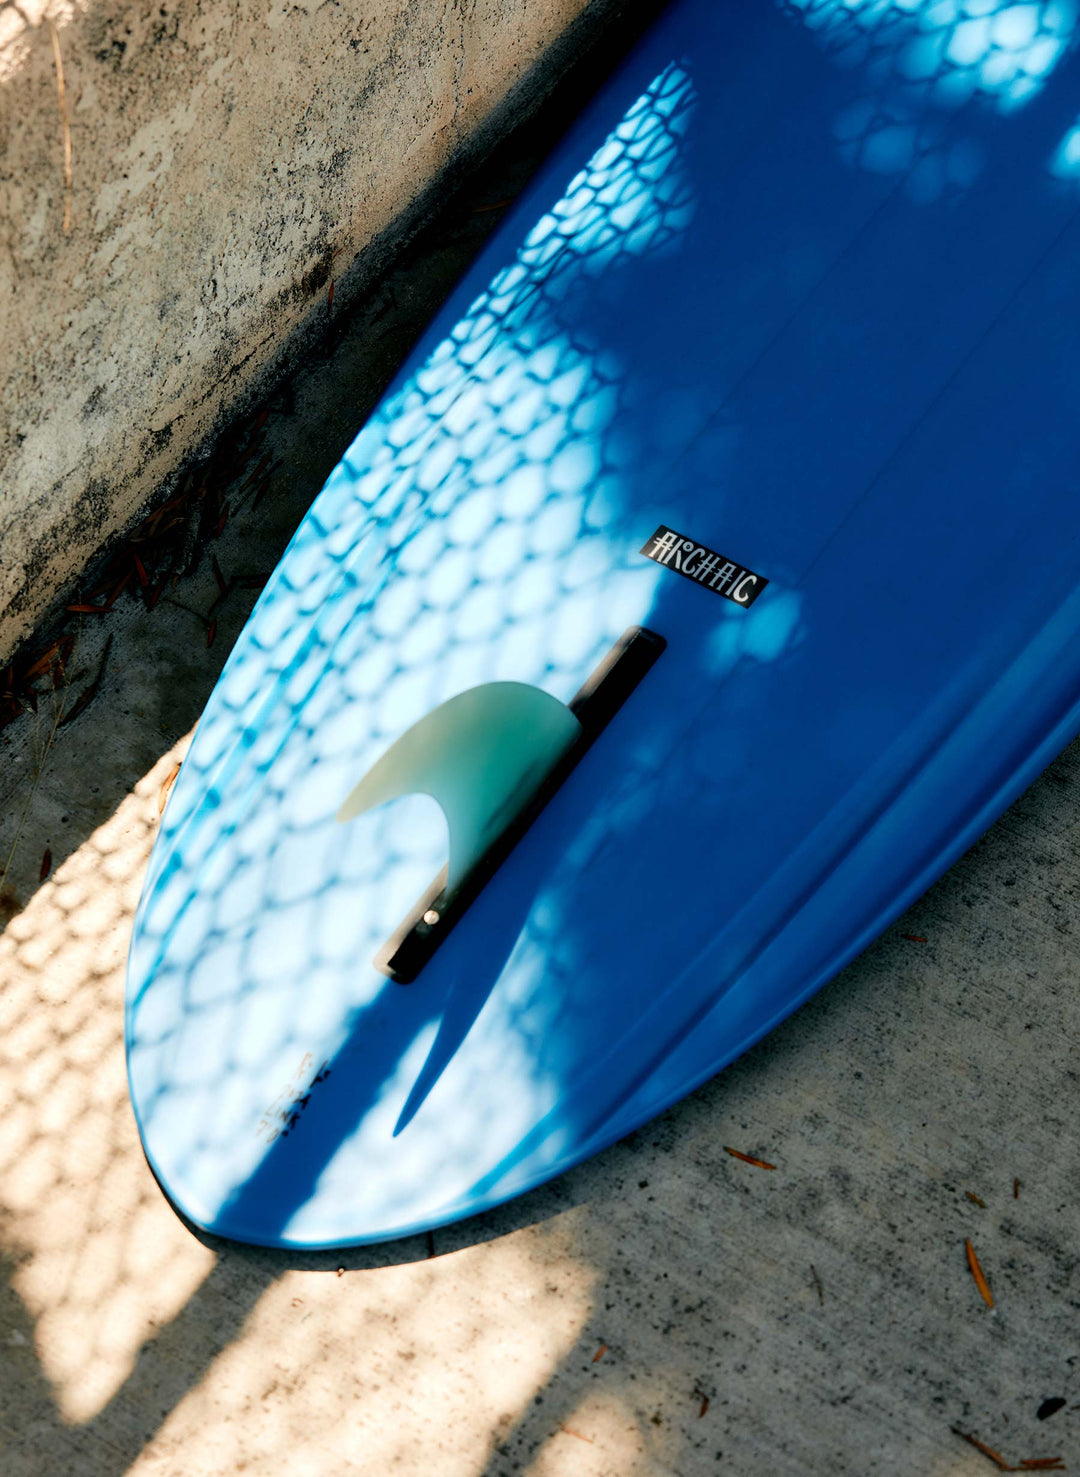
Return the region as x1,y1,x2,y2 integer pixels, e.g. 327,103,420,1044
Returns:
3,38,1080,1477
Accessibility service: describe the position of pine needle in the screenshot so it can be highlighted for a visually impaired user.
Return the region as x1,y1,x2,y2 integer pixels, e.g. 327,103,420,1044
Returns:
966,1238,994,1309
47,19,73,232
724,1146,777,1170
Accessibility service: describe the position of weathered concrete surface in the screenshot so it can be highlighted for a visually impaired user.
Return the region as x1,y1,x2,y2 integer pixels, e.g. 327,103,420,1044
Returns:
0,0,626,668
3,46,1080,1477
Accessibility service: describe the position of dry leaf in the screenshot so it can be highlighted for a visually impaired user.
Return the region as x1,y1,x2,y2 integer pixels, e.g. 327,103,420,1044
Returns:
810,1265,825,1305
25,643,61,680
559,1426,594,1445
966,1238,994,1310
950,1426,1013,1470
103,572,131,610
724,1146,777,1170
158,761,181,815
60,636,112,727
472,196,517,213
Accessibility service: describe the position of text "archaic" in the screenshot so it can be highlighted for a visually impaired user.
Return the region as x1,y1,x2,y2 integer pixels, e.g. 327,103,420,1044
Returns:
639,525,768,608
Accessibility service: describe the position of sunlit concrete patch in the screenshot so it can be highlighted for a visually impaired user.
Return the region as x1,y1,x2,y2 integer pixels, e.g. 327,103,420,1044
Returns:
0,0,87,83
0,741,217,1424
122,1216,598,1477
526,1390,682,1475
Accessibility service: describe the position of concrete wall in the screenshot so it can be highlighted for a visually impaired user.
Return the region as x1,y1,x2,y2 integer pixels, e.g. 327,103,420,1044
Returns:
0,0,618,666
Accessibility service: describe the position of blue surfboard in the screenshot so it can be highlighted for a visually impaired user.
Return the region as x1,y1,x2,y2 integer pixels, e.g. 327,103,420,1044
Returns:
127,0,1080,1247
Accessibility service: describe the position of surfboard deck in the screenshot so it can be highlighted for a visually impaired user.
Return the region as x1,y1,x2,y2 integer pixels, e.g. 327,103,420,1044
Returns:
127,0,1080,1247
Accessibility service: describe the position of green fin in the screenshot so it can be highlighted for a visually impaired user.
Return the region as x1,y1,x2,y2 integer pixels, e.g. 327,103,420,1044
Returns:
337,682,582,889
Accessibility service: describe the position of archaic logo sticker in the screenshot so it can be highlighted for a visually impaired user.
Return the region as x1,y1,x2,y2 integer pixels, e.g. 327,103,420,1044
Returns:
640,525,768,608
